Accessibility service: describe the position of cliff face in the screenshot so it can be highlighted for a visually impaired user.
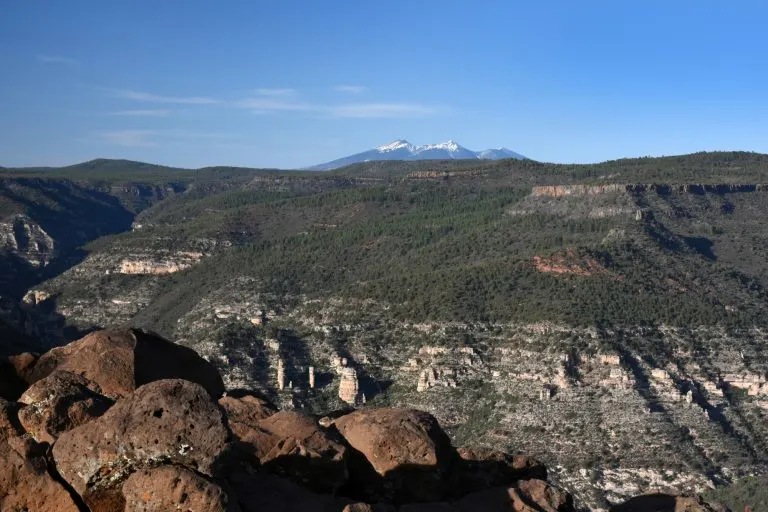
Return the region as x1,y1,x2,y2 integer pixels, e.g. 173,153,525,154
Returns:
0,214,56,268
531,183,767,197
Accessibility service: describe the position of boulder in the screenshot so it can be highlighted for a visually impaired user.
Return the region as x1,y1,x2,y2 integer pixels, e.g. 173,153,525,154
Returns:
227,472,366,512
452,479,575,512
29,327,225,399
52,379,230,511
219,389,278,430
610,493,728,512
0,351,38,400
231,410,347,493
18,370,113,444
122,465,238,512
0,398,80,511
334,408,452,503
446,447,547,499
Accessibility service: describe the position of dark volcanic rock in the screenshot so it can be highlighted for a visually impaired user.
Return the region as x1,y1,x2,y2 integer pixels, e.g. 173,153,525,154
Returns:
18,370,113,443
219,390,278,430
0,397,80,511
610,493,728,512
227,472,369,512
232,410,348,493
122,465,238,512
52,379,230,511
0,351,38,400
334,408,453,503
446,446,547,499
452,478,575,511
29,327,225,399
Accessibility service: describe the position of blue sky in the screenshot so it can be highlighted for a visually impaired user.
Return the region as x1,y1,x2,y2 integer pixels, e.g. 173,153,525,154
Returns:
2,1,768,169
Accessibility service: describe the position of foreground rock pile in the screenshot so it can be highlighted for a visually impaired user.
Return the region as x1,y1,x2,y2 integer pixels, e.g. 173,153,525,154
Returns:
0,328,728,511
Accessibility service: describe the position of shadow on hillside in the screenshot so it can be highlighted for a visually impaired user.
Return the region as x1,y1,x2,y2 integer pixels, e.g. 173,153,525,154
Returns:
0,293,95,357
683,236,716,261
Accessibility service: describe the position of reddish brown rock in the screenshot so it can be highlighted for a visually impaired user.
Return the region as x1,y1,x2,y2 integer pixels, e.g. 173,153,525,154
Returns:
0,351,38,400
122,465,237,512
334,408,452,503
0,398,80,511
219,390,278,431
29,327,225,399
232,410,347,493
17,370,113,444
452,479,574,512
446,447,547,499
610,493,727,512
52,379,230,511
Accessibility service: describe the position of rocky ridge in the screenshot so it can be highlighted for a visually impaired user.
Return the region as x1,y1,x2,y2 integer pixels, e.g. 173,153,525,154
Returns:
0,327,728,511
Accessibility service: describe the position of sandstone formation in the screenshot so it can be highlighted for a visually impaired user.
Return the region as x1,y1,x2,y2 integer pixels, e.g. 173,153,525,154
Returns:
0,213,56,268
339,366,359,404
117,251,203,275
29,327,225,399
18,370,113,444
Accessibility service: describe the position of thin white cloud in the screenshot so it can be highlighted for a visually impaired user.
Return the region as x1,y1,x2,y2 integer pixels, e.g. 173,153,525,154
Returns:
105,87,441,119
329,103,437,118
236,98,315,112
37,54,78,66
334,85,366,94
109,88,222,105
97,130,158,147
236,97,438,118
95,129,235,147
255,88,296,96
107,109,171,117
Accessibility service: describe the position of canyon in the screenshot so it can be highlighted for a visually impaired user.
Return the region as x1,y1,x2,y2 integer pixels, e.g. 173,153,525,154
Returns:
2,153,768,509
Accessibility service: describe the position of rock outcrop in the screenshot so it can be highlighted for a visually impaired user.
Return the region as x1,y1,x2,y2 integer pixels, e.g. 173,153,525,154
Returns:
334,408,453,502
122,465,236,512
230,410,348,493
52,379,230,510
610,492,727,511
29,327,225,399
18,370,113,444
0,351,37,400
338,366,359,405
0,398,80,511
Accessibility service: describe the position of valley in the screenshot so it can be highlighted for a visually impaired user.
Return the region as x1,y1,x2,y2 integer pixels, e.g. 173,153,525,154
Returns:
2,152,768,510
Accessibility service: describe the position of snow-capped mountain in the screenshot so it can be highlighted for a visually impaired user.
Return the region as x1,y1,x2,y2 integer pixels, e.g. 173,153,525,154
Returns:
309,140,526,170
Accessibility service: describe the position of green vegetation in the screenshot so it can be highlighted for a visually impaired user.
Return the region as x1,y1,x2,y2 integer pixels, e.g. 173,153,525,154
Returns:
5,152,768,332
705,476,768,511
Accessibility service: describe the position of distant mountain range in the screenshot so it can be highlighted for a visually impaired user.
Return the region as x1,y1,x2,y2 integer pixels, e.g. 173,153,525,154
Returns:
309,140,526,170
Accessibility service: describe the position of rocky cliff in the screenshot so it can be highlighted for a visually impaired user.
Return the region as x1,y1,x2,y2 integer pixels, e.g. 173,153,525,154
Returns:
0,327,728,511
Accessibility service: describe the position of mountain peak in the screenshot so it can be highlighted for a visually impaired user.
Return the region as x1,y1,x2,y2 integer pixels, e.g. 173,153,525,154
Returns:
376,140,414,152
310,139,526,170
